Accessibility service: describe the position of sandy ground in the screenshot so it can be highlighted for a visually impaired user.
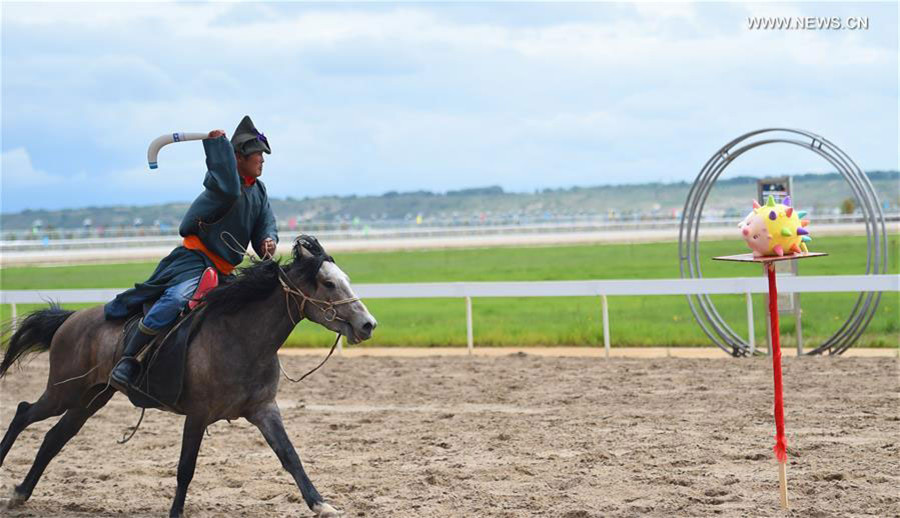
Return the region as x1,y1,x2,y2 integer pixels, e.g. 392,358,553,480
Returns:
1,353,897,518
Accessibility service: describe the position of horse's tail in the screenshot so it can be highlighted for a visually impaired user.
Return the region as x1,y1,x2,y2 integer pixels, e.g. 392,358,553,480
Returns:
0,304,75,379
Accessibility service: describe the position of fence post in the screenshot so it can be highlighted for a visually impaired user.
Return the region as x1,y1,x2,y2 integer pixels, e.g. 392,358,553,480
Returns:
795,294,803,357
746,292,755,355
10,303,17,334
601,295,610,359
466,296,473,355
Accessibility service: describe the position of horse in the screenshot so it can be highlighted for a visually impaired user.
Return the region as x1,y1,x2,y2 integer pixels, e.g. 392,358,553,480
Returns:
0,236,376,517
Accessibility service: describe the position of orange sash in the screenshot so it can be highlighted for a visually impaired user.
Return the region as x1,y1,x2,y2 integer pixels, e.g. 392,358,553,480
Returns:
183,235,235,275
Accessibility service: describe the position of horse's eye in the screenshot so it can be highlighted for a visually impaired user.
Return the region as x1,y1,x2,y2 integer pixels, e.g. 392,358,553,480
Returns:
323,280,336,290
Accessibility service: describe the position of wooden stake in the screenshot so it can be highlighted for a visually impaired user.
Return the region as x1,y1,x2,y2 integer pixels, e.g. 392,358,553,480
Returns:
778,461,789,509
713,253,819,512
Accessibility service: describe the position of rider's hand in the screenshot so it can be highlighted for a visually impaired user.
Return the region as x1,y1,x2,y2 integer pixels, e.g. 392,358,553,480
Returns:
207,129,226,139
262,238,277,259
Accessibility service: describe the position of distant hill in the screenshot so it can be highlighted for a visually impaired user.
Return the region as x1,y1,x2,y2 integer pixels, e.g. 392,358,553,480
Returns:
2,171,897,235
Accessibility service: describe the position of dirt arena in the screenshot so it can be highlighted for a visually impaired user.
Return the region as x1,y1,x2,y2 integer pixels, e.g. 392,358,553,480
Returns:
1,352,897,517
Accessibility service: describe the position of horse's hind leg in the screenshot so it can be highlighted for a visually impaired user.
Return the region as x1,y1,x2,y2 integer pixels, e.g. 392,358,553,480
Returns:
0,392,68,468
7,386,113,507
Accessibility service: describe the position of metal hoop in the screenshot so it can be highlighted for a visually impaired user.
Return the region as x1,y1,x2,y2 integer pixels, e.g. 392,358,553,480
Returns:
679,128,887,356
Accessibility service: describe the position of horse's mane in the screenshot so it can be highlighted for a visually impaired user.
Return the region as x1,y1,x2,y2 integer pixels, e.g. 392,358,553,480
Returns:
202,235,334,317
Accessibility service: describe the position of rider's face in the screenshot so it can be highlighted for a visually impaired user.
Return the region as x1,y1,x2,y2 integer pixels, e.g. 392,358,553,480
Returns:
236,151,264,179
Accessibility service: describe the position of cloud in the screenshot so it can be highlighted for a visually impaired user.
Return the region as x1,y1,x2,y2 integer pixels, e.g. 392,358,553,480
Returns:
1,2,896,212
1,148,78,213
1,148,66,188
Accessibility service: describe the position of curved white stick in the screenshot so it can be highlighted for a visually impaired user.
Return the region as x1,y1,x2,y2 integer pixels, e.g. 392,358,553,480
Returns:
147,132,209,169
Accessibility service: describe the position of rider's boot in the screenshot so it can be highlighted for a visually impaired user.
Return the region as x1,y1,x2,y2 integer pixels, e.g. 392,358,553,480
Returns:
111,321,156,387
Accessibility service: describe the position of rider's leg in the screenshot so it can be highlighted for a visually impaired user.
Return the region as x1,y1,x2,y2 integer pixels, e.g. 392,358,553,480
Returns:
109,321,156,386
140,275,201,331
111,276,200,386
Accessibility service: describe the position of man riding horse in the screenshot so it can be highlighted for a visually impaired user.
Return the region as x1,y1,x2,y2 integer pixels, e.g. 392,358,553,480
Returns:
106,115,278,388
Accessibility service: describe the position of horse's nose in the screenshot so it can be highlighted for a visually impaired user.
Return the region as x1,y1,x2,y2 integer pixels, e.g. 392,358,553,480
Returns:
363,316,378,333
363,320,376,334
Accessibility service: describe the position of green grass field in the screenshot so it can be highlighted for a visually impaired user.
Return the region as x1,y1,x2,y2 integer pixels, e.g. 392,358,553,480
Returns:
1,234,897,348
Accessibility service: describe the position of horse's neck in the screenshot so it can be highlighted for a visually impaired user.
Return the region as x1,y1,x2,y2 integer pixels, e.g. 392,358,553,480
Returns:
222,284,300,364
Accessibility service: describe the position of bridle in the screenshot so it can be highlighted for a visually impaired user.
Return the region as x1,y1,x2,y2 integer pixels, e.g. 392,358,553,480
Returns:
275,263,360,328
273,261,361,384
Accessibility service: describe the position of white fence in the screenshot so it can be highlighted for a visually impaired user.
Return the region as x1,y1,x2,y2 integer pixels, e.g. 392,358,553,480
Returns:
2,274,898,356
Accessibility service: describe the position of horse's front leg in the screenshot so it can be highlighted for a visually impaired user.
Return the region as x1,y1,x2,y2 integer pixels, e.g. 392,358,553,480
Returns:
169,414,206,518
247,402,339,517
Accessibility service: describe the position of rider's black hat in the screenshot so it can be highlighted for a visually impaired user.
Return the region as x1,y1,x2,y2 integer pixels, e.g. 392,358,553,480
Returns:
231,115,271,156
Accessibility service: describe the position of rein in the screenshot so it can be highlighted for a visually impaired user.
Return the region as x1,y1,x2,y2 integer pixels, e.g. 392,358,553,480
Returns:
278,333,342,383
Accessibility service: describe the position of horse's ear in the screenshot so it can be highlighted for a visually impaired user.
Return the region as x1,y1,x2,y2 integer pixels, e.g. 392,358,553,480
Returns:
294,235,327,258
292,238,308,262
292,235,316,264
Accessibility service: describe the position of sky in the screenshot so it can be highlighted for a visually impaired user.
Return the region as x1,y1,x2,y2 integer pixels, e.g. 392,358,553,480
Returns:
1,2,897,213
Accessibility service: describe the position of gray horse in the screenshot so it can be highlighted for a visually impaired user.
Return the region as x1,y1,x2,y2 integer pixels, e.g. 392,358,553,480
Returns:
0,236,376,517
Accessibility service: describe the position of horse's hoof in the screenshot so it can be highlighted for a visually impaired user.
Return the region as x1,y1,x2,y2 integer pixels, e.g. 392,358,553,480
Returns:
312,502,341,517
5,486,29,509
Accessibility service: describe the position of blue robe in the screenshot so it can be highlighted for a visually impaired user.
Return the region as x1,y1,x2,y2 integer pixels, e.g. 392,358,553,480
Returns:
105,136,278,320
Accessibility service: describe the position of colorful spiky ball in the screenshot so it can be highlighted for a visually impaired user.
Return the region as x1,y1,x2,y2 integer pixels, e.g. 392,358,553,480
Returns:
738,195,811,257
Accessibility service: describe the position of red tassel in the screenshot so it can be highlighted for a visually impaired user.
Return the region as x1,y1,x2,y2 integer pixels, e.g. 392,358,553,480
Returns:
773,437,788,463
768,265,789,465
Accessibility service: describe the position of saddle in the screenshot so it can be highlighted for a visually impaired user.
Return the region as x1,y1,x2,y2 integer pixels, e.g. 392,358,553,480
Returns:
119,268,219,411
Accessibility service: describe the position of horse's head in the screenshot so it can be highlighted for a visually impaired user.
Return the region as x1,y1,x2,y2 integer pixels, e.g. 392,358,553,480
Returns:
288,236,377,344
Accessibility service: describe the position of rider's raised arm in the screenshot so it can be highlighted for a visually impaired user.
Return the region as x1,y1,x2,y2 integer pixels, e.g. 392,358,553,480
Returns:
201,135,241,202
178,136,242,237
